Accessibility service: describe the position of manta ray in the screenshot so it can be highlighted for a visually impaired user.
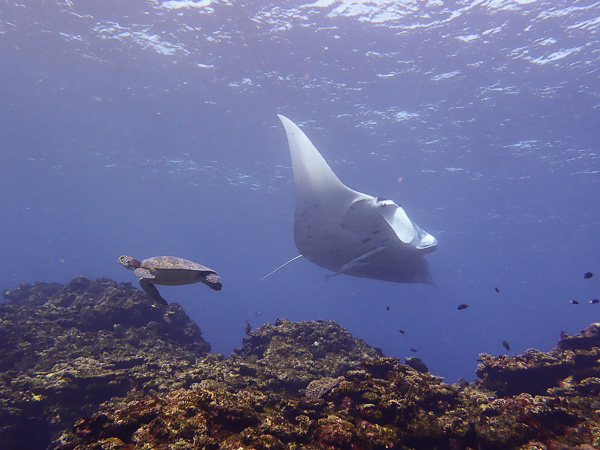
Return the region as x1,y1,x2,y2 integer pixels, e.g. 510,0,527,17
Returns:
267,114,437,285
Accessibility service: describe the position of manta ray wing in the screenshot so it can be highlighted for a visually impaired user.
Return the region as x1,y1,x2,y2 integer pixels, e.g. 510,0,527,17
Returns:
277,114,437,284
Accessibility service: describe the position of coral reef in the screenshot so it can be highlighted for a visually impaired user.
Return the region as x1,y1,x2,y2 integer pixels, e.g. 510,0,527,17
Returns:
229,318,382,394
0,277,211,449
476,322,600,397
54,356,600,449
2,278,600,449
0,278,381,449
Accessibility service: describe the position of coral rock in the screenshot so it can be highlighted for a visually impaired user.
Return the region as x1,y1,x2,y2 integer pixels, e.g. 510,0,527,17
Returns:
0,277,210,448
3,277,600,449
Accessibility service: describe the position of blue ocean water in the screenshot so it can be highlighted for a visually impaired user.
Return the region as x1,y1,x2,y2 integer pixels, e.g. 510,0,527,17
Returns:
1,0,598,382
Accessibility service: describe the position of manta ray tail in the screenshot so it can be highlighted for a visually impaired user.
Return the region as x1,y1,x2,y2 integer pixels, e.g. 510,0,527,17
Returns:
261,255,303,280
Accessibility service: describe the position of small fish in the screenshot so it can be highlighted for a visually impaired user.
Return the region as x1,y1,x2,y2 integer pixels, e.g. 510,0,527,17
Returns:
584,272,594,279
494,287,500,293
570,300,579,305
386,306,390,311
398,329,406,335
590,299,599,304
502,340,510,351
457,304,469,310
255,311,262,316
410,348,418,353
245,320,251,335
405,357,429,373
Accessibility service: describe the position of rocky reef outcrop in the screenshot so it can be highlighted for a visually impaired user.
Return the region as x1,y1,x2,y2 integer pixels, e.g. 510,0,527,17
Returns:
2,277,600,449
476,323,600,399
55,355,600,450
0,277,211,449
229,317,382,394
0,277,382,449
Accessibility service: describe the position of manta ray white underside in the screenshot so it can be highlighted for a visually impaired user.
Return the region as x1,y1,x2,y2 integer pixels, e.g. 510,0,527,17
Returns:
276,114,437,284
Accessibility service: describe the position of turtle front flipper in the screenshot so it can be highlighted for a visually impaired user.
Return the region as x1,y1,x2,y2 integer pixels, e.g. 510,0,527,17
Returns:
139,278,168,305
134,267,155,279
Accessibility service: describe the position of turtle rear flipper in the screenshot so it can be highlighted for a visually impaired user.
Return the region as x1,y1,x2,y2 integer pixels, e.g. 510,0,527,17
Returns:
139,279,168,305
198,271,222,291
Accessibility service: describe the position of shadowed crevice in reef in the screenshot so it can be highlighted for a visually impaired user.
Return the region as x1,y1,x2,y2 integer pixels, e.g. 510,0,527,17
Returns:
1,277,600,449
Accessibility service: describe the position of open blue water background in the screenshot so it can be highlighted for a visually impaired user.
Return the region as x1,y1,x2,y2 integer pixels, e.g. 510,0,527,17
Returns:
1,0,599,382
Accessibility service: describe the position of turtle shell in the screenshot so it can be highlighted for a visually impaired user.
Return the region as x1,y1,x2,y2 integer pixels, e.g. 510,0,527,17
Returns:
141,256,221,290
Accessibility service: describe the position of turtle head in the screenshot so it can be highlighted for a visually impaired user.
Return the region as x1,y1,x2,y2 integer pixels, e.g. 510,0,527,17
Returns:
118,255,141,270
201,272,222,291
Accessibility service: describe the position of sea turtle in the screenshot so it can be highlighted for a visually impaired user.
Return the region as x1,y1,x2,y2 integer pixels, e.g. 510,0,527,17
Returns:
118,255,222,304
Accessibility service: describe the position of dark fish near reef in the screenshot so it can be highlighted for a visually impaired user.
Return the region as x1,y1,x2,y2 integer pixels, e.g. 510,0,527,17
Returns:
398,329,406,335
570,300,580,305
410,348,418,353
457,303,469,310
386,306,390,311
590,299,599,304
405,357,429,373
494,287,500,293
245,320,251,335
584,272,593,279
502,340,510,351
